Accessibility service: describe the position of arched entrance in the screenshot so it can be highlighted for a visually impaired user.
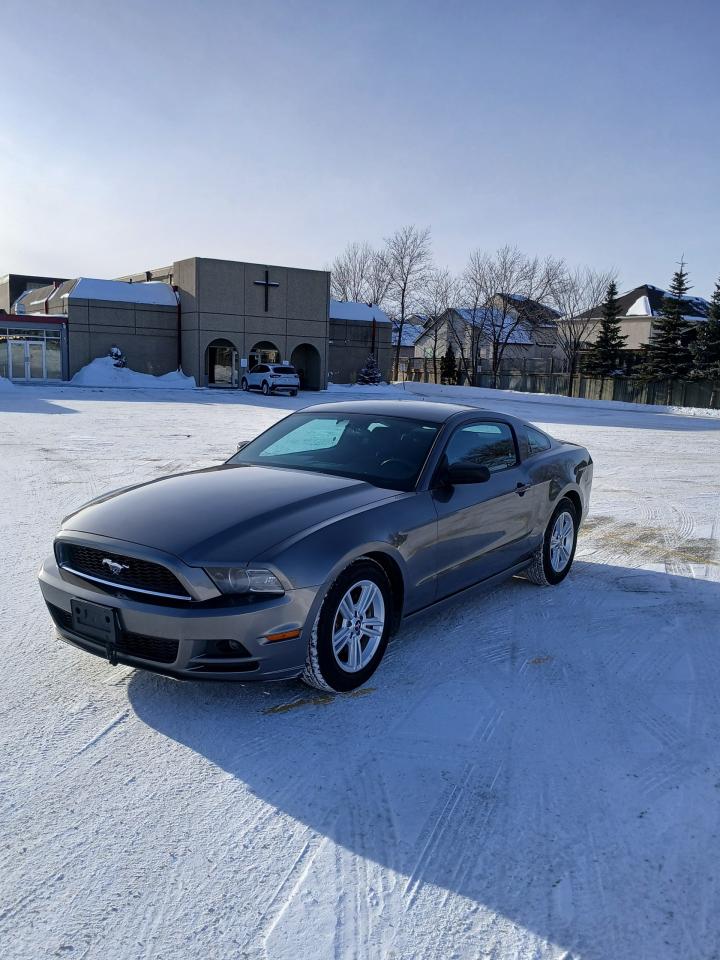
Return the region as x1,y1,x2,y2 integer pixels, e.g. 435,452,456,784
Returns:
206,338,238,387
248,341,280,368
290,343,322,391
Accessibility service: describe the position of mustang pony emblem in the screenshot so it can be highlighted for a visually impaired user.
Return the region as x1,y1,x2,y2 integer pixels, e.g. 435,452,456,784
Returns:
101,558,129,576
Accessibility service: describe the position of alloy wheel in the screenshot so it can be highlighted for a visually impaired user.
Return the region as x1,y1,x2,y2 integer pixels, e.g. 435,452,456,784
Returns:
549,511,574,572
331,579,386,673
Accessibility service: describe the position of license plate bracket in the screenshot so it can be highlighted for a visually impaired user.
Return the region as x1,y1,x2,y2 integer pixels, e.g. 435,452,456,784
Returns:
71,599,118,647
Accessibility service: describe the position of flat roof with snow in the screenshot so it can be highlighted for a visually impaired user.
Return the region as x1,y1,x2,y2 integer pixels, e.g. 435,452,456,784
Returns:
330,300,391,324
64,278,178,306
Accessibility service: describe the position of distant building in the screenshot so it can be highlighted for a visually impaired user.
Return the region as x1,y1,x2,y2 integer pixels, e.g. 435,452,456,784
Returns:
328,300,392,383
413,296,559,381
392,315,427,377
4,258,334,388
562,283,711,369
0,273,68,313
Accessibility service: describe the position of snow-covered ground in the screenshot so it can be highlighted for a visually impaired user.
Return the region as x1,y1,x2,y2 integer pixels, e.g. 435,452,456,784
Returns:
1,382,720,960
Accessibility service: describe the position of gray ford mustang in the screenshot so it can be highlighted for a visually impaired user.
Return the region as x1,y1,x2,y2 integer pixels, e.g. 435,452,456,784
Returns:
39,399,593,692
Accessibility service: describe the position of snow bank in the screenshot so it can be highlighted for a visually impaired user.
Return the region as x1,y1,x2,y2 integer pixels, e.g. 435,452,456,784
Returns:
0,376,16,391
71,357,196,389
326,381,393,394
398,380,720,419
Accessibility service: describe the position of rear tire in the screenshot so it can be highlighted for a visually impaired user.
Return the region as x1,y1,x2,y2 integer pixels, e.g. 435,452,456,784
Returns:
290,389,298,397
261,381,270,396
302,560,393,692
526,497,578,586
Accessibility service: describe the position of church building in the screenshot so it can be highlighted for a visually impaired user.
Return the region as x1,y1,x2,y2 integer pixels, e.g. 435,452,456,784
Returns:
2,258,320,388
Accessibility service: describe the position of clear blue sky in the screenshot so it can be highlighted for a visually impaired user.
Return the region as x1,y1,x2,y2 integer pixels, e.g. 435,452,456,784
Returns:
1,0,718,295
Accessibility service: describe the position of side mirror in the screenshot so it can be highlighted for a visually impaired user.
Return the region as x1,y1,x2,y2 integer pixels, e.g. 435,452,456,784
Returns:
445,460,491,485
236,440,249,452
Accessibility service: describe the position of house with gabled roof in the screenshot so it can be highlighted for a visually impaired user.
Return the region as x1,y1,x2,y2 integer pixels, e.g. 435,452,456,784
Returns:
558,283,711,369
412,295,560,381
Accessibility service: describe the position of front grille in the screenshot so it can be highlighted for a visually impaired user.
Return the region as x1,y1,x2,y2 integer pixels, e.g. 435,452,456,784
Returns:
60,544,190,599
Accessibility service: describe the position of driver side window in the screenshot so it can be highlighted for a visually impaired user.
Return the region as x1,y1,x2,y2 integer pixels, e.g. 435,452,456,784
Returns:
445,422,518,473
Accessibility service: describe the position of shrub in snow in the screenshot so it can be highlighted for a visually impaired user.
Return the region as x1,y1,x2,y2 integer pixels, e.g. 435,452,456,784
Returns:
357,353,383,385
108,344,127,368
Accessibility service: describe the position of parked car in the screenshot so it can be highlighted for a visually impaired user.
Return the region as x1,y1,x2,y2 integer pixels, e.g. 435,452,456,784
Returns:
241,363,300,396
39,400,593,692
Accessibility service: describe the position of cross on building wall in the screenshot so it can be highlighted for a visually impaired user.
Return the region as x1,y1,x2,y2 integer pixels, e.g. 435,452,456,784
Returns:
253,269,280,312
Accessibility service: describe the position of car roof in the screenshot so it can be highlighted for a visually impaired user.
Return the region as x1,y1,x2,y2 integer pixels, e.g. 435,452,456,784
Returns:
301,398,483,424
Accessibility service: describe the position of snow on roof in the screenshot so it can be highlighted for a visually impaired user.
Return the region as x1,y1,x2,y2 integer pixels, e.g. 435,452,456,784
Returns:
626,295,652,316
65,278,178,306
392,322,425,347
330,299,391,324
454,307,534,345
620,284,709,318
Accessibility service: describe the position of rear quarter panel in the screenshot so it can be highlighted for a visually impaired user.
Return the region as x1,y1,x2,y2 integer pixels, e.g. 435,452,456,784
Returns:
524,442,592,536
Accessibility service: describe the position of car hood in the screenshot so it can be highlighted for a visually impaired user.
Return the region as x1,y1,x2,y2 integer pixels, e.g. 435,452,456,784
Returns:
62,465,398,563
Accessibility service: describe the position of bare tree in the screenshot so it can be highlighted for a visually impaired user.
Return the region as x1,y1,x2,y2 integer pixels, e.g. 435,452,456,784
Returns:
364,250,392,308
455,246,565,387
550,265,616,394
418,267,460,383
384,225,433,380
330,242,376,302
329,241,392,311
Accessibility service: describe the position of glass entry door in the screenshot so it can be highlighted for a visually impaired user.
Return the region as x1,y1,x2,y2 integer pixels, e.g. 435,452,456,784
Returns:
8,340,47,380
0,328,63,382
28,341,45,379
10,340,25,379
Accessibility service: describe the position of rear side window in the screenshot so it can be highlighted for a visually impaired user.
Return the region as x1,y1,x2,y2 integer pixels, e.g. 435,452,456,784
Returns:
445,422,518,473
526,427,551,455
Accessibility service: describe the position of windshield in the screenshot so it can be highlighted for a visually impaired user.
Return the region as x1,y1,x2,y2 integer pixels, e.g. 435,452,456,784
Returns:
228,412,440,491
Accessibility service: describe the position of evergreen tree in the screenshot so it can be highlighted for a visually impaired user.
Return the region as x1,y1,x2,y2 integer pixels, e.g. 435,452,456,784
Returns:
584,280,627,377
637,260,694,380
357,352,383,385
440,343,457,384
691,277,720,380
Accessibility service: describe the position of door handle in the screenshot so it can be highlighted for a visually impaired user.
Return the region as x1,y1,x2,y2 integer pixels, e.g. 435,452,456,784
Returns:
516,482,532,495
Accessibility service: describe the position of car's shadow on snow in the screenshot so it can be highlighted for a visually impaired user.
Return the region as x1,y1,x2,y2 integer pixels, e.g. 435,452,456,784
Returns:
126,560,720,953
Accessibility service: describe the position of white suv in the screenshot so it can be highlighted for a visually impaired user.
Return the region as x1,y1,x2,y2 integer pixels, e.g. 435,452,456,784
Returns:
241,363,300,396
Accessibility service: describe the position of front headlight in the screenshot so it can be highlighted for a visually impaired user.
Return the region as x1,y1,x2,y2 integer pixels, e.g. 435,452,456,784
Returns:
205,567,285,596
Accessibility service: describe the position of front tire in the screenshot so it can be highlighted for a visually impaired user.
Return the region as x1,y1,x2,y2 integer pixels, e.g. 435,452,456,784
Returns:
241,378,249,391
261,381,270,396
302,560,393,692
526,497,578,586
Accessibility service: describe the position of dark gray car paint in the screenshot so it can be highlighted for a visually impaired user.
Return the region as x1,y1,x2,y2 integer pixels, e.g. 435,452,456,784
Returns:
39,399,593,680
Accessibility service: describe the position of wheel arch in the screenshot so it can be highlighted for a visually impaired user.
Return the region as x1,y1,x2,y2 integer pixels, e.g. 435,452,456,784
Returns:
362,550,405,635
560,487,583,524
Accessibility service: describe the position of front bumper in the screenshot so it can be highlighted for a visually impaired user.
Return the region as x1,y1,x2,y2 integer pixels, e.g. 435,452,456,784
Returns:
38,555,317,681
